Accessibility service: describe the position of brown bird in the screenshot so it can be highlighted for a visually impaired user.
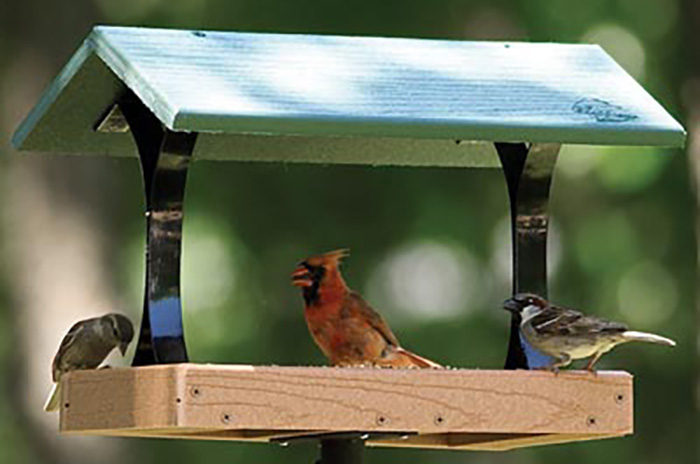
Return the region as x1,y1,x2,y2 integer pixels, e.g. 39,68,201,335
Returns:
504,293,676,372
291,249,442,368
44,313,134,412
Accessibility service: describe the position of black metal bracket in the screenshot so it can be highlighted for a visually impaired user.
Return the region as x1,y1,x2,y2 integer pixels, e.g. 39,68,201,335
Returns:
117,91,196,365
496,142,560,369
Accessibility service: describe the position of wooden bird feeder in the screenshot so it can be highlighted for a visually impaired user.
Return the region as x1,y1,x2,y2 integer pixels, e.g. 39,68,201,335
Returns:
13,26,684,461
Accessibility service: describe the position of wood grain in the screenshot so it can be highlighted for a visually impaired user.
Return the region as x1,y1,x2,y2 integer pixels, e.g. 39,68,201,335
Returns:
59,364,632,450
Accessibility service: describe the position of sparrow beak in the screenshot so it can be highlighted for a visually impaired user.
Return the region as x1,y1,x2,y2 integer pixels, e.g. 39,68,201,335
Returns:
119,342,129,356
503,298,521,313
291,266,313,287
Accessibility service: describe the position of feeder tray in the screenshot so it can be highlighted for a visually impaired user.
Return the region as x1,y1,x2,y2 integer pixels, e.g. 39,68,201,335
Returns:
13,26,683,456
60,364,632,451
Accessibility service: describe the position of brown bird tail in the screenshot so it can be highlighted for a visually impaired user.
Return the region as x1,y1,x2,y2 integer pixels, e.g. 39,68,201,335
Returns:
44,382,60,412
622,331,676,347
393,347,443,369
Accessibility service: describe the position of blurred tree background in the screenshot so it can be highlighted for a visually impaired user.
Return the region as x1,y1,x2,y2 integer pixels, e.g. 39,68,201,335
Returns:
0,1,696,464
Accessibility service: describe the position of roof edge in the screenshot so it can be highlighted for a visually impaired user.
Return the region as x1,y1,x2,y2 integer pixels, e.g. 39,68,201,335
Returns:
91,25,179,129
11,39,95,149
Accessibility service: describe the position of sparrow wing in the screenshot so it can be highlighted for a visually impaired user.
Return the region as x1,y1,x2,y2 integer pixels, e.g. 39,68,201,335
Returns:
347,291,400,347
51,319,92,381
531,304,627,337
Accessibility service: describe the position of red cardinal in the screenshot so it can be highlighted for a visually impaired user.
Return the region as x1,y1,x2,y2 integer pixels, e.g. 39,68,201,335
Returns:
291,249,442,368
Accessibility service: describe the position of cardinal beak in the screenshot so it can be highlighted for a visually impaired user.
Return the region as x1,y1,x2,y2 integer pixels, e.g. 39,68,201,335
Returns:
119,342,129,356
503,298,521,313
291,266,313,287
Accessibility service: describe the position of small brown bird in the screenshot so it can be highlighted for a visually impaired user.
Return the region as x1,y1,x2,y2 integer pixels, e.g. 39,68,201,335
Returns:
44,313,134,412
291,249,442,368
503,293,676,372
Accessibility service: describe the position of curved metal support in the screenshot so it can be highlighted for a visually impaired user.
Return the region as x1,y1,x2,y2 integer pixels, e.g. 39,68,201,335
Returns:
118,91,196,365
496,142,560,369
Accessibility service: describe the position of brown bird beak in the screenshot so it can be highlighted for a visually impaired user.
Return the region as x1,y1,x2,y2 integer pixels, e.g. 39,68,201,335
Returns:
291,266,313,287
503,298,521,313
119,342,129,356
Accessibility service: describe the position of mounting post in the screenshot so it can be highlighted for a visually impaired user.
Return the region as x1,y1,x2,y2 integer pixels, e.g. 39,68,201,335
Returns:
118,91,196,365
318,438,364,464
496,142,560,369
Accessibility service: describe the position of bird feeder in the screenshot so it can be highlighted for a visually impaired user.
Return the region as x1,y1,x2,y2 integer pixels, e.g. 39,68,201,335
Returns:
12,26,684,461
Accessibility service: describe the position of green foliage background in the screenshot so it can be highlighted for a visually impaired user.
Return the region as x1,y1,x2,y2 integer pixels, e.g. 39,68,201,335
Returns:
0,0,696,463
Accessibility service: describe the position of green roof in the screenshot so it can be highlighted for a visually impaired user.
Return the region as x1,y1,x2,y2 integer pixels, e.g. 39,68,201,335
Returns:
12,26,685,167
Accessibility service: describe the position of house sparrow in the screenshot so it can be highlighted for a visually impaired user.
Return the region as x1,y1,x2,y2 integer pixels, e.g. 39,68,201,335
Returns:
44,313,134,412
291,249,442,368
503,293,676,371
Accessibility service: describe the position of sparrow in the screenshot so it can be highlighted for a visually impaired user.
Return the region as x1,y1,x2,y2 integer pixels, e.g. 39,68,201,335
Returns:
44,313,134,412
503,293,676,372
291,249,442,368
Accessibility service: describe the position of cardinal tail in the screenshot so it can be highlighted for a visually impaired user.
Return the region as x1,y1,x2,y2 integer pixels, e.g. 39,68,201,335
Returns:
622,331,676,347
396,348,443,369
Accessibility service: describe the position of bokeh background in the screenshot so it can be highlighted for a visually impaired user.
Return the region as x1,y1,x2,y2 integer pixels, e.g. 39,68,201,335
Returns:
0,0,697,463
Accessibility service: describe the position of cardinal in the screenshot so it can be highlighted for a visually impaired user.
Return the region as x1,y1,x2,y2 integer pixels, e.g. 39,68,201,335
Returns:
291,249,442,368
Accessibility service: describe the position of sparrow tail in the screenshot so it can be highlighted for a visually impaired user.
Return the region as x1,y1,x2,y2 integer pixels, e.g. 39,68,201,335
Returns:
44,383,60,412
622,331,676,347
394,347,444,369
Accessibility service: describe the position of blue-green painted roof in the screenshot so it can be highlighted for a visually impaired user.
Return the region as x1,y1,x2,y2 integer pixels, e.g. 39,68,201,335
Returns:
12,26,685,167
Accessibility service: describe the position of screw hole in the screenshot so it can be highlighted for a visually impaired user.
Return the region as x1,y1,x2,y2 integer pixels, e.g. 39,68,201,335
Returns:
176,398,182,404
587,416,597,426
615,394,625,404
191,387,201,397
221,413,232,424
376,416,387,426
191,31,206,38
434,415,445,426
64,403,70,409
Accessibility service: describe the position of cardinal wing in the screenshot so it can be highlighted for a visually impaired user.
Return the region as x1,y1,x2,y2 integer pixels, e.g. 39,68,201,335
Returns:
347,291,400,347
